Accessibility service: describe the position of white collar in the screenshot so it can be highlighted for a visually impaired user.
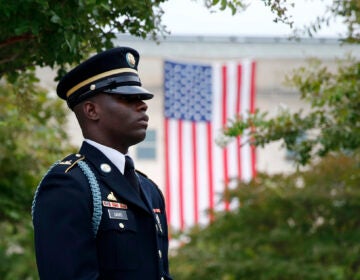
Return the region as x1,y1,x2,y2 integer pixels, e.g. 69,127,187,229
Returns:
85,139,126,174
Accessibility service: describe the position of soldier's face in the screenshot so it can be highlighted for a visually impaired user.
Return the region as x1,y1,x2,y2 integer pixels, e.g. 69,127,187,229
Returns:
93,93,149,153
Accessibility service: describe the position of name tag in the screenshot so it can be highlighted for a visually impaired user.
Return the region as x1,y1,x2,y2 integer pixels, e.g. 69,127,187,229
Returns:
108,209,128,220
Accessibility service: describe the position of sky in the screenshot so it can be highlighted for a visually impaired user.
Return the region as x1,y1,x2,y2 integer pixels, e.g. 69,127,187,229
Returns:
161,0,346,37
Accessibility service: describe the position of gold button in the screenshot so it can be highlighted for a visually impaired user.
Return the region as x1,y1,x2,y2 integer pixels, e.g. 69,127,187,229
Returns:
119,223,125,229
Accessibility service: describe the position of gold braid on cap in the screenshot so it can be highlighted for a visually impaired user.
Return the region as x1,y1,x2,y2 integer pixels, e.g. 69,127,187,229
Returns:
66,68,138,97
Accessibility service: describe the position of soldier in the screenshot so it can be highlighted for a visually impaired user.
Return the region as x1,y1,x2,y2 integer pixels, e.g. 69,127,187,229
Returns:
32,47,172,280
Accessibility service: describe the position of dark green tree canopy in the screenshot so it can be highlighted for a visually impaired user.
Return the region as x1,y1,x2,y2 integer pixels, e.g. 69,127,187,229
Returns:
0,0,169,78
170,154,360,280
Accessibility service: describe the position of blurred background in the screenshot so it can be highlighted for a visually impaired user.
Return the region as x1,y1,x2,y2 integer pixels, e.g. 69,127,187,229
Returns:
1,0,359,279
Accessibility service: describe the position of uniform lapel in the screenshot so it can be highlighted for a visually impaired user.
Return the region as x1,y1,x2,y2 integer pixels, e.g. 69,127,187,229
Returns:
138,176,154,213
79,142,151,215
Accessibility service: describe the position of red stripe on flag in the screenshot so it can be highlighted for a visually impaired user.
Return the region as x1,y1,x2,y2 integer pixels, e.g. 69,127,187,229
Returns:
191,122,199,224
207,122,214,221
250,61,256,114
164,119,171,229
178,121,184,230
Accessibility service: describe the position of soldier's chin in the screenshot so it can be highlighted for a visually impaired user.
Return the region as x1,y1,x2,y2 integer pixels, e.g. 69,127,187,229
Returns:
130,132,147,146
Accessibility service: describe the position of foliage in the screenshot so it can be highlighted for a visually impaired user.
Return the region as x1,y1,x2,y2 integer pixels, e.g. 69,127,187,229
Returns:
170,153,360,280
204,0,360,42
0,74,70,221
224,57,360,165
203,0,248,15
0,76,73,278
7,0,357,82
0,222,38,280
0,0,169,79
303,0,360,42
0,0,249,81
259,0,360,42
2,0,357,82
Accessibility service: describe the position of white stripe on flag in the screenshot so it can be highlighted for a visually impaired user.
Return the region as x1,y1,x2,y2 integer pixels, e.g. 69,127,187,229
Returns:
240,59,254,182
196,122,210,225
182,121,194,228
211,62,225,212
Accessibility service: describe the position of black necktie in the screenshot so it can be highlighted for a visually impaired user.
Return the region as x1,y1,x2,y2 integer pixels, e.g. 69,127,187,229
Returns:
124,156,140,193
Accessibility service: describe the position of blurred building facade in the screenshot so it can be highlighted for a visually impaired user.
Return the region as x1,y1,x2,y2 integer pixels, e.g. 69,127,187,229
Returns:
39,35,360,189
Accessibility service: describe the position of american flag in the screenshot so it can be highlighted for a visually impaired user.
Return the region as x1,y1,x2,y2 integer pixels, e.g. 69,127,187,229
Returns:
164,60,256,231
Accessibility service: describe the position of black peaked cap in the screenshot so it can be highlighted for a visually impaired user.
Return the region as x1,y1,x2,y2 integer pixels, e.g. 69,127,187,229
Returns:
56,47,153,109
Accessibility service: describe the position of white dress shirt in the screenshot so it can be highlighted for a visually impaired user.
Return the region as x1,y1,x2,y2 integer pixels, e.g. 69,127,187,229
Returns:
85,139,126,175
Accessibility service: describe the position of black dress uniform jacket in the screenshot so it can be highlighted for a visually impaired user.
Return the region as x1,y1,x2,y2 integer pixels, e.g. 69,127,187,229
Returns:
33,142,172,280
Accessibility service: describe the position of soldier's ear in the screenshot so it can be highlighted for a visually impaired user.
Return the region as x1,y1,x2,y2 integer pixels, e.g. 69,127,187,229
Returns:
83,100,100,121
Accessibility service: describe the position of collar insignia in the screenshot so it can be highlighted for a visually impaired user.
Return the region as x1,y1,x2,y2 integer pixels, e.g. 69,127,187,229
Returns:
59,160,72,165
100,163,111,173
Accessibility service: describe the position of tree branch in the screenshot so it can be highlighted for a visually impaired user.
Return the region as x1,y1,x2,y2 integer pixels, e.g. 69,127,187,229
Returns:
0,34,35,49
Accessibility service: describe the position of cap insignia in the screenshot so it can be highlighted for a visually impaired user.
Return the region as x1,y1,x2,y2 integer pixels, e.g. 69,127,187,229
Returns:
126,52,136,68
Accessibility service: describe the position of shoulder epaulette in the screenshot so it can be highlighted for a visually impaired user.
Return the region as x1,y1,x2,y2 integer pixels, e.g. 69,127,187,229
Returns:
58,153,85,173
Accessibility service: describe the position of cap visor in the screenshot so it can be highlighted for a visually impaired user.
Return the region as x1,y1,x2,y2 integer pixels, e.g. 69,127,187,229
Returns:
104,85,153,100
